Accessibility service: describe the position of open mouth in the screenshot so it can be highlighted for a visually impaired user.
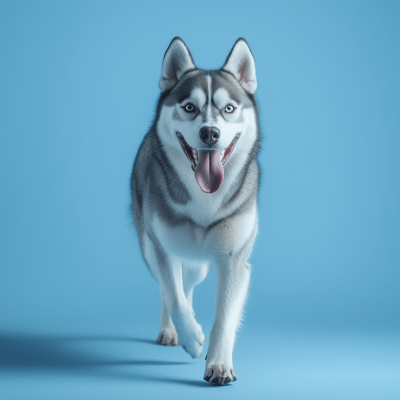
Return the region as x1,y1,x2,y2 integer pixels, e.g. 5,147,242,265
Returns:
176,132,239,194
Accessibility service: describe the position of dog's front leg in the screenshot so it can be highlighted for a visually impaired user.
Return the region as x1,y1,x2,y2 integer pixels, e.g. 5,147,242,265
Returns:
204,254,251,384
154,248,205,359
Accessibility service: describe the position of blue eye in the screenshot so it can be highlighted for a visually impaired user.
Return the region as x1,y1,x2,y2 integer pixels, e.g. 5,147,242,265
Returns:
184,103,195,113
225,104,235,113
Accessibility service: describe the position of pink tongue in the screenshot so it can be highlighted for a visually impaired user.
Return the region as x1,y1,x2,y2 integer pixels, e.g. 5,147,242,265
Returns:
195,150,224,193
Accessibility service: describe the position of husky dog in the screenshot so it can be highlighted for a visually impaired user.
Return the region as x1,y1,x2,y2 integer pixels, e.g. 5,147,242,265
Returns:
131,37,260,385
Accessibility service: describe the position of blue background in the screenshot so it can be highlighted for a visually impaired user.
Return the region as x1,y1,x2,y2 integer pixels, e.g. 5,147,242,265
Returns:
1,1,399,399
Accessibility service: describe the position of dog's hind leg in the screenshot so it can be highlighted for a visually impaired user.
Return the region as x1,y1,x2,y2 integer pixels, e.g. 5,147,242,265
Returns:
182,263,210,308
157,288,179,346
153,246,206,358
157,263,209,347
141,232,179,346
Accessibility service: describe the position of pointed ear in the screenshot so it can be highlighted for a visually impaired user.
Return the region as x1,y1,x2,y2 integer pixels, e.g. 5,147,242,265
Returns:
159,37,196,92
222,38,257,94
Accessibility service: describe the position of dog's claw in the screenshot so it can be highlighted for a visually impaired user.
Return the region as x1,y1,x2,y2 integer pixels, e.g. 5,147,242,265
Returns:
211,376,230,385
204,364,235,385
157,328,179,346
232,370,237,382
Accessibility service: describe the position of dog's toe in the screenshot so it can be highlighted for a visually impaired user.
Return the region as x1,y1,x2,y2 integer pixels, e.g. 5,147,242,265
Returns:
204,364,235,385
157,328,179,346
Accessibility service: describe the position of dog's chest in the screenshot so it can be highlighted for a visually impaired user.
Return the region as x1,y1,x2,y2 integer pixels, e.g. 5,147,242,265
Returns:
152,211,214,262
149,188,228,260
150,194,257,263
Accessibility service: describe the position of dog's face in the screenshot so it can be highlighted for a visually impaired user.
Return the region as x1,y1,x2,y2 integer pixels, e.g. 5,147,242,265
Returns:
157,38,258,194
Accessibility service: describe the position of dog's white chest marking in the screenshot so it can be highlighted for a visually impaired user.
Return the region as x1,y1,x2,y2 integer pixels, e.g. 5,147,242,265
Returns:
151,202,257,263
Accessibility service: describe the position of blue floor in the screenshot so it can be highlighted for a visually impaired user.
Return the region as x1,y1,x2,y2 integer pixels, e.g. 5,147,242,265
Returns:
1,322,399,400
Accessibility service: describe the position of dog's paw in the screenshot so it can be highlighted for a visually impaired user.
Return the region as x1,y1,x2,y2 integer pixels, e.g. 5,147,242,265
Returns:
172,311,205,359
180,328,205,359
203,364,237,385
157,328,179,346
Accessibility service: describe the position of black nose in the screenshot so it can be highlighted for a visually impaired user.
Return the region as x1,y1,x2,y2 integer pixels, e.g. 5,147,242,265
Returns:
199,126,220,146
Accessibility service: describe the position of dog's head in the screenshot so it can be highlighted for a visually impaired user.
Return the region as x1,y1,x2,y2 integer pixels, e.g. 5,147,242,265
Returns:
157,37,258,194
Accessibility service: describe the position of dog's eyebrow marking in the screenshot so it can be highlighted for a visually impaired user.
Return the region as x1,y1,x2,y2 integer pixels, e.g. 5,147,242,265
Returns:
213,88,238,110
180,87,206,109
